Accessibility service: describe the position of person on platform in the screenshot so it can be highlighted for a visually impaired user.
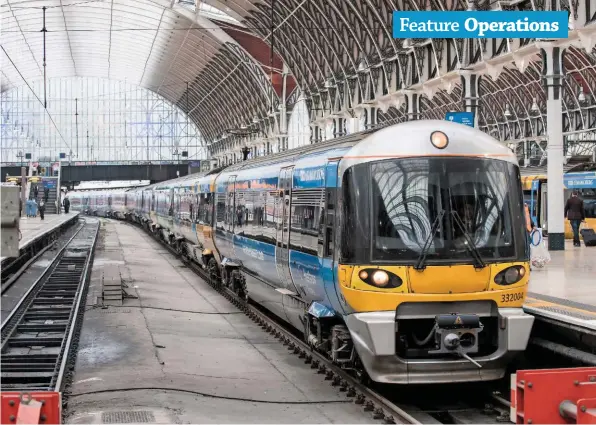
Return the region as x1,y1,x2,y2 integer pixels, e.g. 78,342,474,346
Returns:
26,198,34,217
43,186,49,203
565,191,586,247
33,184,39,200
63,196,70,214
38,199,46,220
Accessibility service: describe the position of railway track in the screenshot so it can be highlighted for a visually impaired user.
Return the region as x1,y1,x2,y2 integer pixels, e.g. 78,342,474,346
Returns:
1,216,79,287
1,219,99,392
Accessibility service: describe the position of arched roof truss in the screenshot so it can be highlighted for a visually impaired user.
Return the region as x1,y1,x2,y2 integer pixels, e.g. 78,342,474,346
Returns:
0,0,278,143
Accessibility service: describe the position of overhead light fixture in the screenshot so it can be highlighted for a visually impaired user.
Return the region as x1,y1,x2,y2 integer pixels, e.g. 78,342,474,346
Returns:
578,90,587,103
530,98,539,113
504,104,512,118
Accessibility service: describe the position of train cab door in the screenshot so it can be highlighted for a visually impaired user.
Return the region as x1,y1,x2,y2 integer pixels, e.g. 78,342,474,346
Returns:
275,166,299,295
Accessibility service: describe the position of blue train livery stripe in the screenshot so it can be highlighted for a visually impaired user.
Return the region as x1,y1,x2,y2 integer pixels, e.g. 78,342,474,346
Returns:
288,250,344,314
293,166,326,189
235,176,278,190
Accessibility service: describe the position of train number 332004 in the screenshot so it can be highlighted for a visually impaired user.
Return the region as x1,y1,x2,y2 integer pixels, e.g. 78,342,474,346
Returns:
501,292,524,303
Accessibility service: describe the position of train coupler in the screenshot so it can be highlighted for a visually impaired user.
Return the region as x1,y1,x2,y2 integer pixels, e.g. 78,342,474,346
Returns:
429,314,483,366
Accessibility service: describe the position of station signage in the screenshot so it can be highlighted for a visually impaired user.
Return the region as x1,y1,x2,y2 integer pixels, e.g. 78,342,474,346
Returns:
445,111,475,127
393,11,568,39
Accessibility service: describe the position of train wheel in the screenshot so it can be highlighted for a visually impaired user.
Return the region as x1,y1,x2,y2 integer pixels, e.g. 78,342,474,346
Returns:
231,270,248,302
207,258,220,289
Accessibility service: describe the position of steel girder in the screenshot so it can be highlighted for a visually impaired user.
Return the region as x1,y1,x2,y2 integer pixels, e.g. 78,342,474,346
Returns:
0,0,277,152
209,0,596,162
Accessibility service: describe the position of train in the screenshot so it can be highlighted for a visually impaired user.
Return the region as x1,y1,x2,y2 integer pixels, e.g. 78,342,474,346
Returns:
522,164,596,238
67,120,535,384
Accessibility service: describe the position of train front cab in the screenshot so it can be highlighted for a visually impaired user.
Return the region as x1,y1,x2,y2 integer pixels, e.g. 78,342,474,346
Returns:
336,144,534,384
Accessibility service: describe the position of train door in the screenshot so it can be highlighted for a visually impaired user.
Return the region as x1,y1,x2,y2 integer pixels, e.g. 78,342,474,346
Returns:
225,176,236,234
539,181,548,229
168,188,175,229
275,166,298,294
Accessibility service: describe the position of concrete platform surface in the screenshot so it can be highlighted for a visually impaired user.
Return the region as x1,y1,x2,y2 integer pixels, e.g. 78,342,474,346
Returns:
525,240,596,329
1,213,80,263
17,213,79,247
65,220,376,424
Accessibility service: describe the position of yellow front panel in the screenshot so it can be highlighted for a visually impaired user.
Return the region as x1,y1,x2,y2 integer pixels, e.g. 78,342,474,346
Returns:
338,262,529,313
407,265,490,294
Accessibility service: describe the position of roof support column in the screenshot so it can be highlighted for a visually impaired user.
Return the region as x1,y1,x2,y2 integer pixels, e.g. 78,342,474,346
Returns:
459,70,481,128
333,118,346,137
310,124,322,144
366,107,377,128
540,42,566,251
279,64,290,151
405,91,421,121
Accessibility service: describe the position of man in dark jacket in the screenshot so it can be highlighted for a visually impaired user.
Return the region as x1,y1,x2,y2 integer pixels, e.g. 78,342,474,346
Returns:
38,199,46,220
564,191,585,247
63,197,70,214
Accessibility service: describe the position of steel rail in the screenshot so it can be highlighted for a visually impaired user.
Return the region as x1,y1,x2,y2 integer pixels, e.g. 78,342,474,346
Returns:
1,242,55,295
54,221,99,391
0,220,99,392
1,222,85,331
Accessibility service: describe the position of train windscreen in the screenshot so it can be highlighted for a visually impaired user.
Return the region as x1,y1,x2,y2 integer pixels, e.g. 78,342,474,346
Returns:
341,157,526,265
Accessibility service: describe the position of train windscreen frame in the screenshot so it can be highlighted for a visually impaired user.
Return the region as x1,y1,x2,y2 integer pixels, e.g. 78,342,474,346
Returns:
340,157,527,265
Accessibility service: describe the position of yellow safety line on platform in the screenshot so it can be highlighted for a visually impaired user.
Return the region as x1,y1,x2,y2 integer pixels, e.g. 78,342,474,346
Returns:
525,297,596,320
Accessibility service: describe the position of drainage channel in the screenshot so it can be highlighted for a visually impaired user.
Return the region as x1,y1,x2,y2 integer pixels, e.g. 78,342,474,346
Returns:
0,219,99,392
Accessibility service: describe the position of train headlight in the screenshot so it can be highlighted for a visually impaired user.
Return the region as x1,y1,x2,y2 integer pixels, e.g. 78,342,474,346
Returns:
430,131,449,149
494,266,526,285
358,268,402,289
373,271,389,286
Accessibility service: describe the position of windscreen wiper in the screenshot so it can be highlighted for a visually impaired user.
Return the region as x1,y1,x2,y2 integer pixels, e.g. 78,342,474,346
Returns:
450,211,486,269
414,210,445,271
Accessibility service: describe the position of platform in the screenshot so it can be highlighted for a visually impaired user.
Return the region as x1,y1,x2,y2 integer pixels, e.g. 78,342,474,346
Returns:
1,213,79,262
65,220,379,424
525,240,596,332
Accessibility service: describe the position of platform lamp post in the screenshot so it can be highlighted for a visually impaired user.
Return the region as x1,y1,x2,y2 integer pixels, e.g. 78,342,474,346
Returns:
16,151,27,216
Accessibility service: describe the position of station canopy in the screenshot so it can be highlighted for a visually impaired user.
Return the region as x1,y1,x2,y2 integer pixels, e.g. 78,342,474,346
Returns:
1,0,595,151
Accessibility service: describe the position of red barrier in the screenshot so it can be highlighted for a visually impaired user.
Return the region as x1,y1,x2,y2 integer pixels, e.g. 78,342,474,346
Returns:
511,367,596,424
0,392,61,424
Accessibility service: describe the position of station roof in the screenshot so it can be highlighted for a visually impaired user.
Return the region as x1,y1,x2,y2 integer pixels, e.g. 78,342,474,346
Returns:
2,0,595,149
0,0,289,141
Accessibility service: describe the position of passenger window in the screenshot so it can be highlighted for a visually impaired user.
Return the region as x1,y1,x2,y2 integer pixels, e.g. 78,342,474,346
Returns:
235,191,247,234
290,189,324,256
215,193,226,231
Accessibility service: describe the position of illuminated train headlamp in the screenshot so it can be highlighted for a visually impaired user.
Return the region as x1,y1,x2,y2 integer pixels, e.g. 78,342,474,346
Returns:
358,269,402,289
430,131,449,149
